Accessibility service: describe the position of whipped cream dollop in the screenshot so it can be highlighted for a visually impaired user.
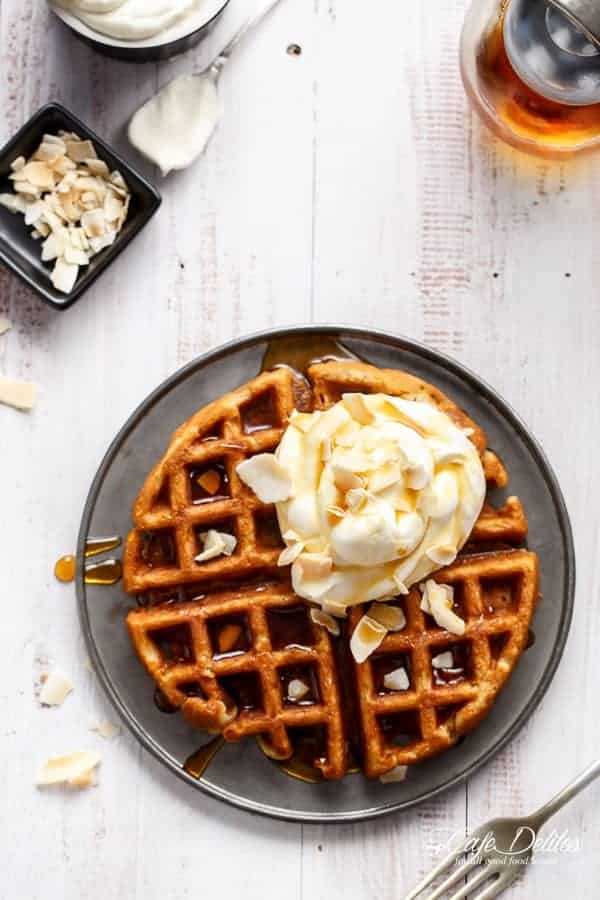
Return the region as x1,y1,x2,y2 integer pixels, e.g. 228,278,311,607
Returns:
54,0,202,41
273,394,486,614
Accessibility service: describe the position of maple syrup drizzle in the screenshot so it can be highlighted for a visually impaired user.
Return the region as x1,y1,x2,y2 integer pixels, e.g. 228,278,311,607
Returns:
260,334,359,378
184,736,226,779
85,536,122,557
277,754,323,784
84,559,123,586
55,536,123,584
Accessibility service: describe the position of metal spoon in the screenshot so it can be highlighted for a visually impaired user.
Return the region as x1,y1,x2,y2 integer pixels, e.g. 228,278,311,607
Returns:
128,0,289,176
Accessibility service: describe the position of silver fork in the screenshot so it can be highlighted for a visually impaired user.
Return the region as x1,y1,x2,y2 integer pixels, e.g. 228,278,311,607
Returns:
404,759,600,900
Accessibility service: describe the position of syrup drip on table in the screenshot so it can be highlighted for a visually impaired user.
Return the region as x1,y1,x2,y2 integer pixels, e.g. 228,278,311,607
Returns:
54,555,76,583
184,736,226,779
54,536,122,584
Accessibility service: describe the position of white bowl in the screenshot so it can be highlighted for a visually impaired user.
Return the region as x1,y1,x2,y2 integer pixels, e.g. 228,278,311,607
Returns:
50,0,231,62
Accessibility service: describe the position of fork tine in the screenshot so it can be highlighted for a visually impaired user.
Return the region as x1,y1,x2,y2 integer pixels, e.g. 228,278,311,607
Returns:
445,864,497,900
468,874,506,900
415,856,481,900
402,840,472,900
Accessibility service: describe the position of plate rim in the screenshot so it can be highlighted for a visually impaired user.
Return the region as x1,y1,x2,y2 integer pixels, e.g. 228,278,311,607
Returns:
76,324,576,824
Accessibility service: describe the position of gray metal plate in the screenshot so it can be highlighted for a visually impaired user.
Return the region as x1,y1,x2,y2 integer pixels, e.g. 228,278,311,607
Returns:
77,326,575,823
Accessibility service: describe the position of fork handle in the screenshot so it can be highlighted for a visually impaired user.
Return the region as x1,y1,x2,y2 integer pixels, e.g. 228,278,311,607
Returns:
530,759,600,829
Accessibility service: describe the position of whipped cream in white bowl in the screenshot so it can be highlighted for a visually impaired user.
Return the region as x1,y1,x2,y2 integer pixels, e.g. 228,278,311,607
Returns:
49,0,230,60
238,392,486,617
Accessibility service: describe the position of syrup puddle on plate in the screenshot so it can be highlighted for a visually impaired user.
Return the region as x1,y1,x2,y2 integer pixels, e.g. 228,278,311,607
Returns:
260,334,359,376
54,536,123,585
184,736,226,778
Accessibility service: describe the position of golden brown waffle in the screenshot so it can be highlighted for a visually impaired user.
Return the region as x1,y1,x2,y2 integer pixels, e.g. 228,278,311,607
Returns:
124,368,299,595
349,549,539,778
127,582,347,779
124,359,537,780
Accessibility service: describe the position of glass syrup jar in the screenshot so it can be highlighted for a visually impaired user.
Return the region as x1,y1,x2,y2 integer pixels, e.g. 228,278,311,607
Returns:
460,0,600,157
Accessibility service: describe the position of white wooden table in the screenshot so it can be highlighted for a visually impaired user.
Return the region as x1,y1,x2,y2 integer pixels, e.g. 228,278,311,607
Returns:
2,1,599,897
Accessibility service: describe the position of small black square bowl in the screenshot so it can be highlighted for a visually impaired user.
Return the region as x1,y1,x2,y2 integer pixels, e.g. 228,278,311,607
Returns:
0,103,161,310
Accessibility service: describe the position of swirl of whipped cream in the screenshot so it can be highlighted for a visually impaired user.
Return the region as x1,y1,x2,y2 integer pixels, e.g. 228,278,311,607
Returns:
274,394,486,614
55,0,201,41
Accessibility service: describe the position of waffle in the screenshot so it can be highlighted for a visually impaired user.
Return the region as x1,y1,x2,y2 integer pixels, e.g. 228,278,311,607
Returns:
124,359,537,780
127,581,347,779
349,548,539,777
124,368,299,595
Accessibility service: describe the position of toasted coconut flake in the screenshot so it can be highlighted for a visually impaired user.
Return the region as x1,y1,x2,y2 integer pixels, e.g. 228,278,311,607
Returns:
368,602,406,632
332,463,362,493
421,580,465,635
20,161,55,189
392,573,409,595
346,487,370,512
350,614,387,663
0,317,12,337
342,393,374,425
51,258,79,294
379,764,408,784
24,200,44,227
0,192,24,213
383,667,409,691
0,375,37,411
310,608,341,636
13,181,40,197
10,155,26,172
36,751,100,788
294,551,333,581
369,462,403,494
81,208,106,238
42,231,67,262
195,529,237,563
278,541,305,566
426,545,457,567
104,190,124,222
321,437,332,462
84,158,110,177
287,679,310,701
64,245,89,267
236,454,294,503
321,599,348,618
431,651,454,669
43,133,68,148
289,410,318,432
34,142,64,164
89,720,121,741
39,670,73,707
89,230,117,253
66,139,97,163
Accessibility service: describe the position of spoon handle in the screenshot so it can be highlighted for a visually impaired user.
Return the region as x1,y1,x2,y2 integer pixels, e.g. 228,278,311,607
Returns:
530,758,600,829
210,0,288,71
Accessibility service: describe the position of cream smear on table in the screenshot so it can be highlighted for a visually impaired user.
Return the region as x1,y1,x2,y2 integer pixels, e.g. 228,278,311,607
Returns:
128,74,220,175
55,0,203,41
